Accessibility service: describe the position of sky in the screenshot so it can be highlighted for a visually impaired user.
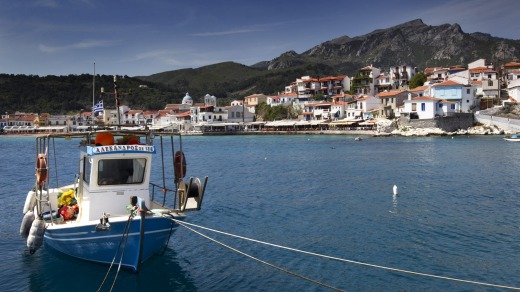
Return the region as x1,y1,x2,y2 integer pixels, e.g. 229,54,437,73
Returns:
0,0,518,77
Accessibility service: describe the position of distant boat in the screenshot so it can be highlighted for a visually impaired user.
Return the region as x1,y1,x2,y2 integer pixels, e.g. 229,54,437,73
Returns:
503,134,520,142
20,130,208,272
354,137,362,141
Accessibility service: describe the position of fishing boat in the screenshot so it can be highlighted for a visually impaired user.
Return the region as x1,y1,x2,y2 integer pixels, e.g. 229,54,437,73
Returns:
20,130,207,272
503,134,520,142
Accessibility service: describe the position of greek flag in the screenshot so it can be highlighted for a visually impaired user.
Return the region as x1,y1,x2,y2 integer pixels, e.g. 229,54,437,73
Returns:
93,100,104,114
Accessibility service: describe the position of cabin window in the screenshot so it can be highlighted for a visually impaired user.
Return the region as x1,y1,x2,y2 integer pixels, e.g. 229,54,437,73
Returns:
98,158,146,185
83,157,92,185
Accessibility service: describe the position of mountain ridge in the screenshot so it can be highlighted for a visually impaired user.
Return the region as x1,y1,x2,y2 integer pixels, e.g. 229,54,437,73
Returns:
1,19,519,114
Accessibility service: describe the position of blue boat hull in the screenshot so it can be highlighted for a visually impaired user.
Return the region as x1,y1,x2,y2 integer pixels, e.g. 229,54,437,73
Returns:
44,215,183,272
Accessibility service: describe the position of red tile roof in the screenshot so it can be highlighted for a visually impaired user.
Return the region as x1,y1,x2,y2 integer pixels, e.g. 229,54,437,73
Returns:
432,80,462,87
504,62,520,68
378,90,406,97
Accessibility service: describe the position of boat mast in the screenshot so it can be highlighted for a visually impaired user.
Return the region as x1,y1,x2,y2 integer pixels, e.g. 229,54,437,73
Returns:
114,75,121,129
92,62,95,114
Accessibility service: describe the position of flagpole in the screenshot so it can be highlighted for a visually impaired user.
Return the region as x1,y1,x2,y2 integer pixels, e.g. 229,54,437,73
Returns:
92,62,95,116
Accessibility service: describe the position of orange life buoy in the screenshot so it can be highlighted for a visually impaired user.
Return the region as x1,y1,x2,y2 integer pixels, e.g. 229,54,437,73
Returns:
35,153,48,186
174,151,187,179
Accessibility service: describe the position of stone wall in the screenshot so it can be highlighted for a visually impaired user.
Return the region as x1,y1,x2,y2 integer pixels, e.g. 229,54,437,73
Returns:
474,113,520,133
399,113,474,132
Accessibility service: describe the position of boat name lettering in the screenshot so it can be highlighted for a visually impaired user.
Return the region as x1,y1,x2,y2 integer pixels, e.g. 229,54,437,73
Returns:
93,145,155,153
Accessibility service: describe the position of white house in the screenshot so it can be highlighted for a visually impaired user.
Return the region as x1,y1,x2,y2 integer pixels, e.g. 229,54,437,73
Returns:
356,95,380,118
267,93,297,107
231,100,243,106
374,74,392,92
330,102,347,120
389,65,417,89
403,95,454,119
430,80,478,112
227,105,254,123
508,79,520,102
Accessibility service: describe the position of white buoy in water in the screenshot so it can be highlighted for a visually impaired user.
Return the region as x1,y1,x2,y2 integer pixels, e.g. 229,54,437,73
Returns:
393,185,398,196
27,217,45,254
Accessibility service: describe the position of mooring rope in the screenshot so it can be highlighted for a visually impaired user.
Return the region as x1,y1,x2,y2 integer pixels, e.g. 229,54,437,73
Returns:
172,219,520,291
97,213,134,292
168,216,344,291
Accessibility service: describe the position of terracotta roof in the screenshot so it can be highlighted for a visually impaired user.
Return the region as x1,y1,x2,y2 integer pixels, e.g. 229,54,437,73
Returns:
378,90,406,97
404,96,441,102
356,95,373,101
432,80,462,87
410,85,428,92
469,67,495,73
504,62,520,68
176,111,191,118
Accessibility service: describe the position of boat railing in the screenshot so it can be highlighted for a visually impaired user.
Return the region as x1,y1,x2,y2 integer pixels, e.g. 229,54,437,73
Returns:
150,182,178,209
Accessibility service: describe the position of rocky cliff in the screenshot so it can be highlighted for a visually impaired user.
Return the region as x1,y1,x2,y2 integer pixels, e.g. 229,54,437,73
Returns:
260,19,520,73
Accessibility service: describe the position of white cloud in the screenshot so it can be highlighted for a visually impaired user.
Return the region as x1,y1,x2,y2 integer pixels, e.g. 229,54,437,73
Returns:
127,50,181,66
39,39,118,53
191,28,263,37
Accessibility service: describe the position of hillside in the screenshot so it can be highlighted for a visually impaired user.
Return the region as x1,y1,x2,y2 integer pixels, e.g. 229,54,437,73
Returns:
262,19,519,72
1,19,519,114
0,74,178,114
143,19,519,99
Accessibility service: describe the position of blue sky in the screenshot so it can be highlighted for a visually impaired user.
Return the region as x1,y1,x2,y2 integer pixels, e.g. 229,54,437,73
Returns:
0,0,518,77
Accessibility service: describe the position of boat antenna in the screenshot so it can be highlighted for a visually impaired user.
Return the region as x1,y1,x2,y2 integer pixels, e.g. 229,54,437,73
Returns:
114,75,120,129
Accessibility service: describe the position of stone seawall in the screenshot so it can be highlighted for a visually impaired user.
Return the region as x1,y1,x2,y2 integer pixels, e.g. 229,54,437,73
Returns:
398,113,474,132
474,113,520,133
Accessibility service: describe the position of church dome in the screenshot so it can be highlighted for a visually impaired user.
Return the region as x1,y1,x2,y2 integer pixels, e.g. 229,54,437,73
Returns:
182,92,193,105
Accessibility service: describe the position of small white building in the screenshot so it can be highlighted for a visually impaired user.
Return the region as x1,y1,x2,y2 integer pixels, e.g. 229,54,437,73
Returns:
227,105,254,123
508,79,520,102
403,95,453,119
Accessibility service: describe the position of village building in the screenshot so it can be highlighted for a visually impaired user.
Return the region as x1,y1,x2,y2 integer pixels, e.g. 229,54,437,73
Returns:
503,61,520,86
402,95,456,119
377,90,410,118
352,66,381,96
389,65,417,89
430,80,478,113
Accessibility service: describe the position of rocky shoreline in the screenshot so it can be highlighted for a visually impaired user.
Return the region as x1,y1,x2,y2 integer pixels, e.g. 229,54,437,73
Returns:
374,118,507,137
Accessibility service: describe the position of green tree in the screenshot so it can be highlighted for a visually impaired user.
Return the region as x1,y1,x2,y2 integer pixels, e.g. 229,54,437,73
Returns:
409,72,426,89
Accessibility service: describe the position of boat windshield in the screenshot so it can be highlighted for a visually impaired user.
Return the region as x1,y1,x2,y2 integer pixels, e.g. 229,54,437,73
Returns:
97,158,147,185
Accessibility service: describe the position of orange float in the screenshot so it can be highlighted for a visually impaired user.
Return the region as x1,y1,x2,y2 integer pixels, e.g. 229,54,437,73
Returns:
35,153,48,186
95,133,114,146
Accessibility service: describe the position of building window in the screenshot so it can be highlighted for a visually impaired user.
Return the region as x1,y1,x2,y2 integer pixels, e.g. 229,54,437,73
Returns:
421,103,426,111
439,103,443,108
467,89,470,94
451,104,455,110
412,103,417,111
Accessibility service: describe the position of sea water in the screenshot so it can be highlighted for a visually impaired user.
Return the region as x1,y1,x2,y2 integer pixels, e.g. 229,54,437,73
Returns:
1,134,519,291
